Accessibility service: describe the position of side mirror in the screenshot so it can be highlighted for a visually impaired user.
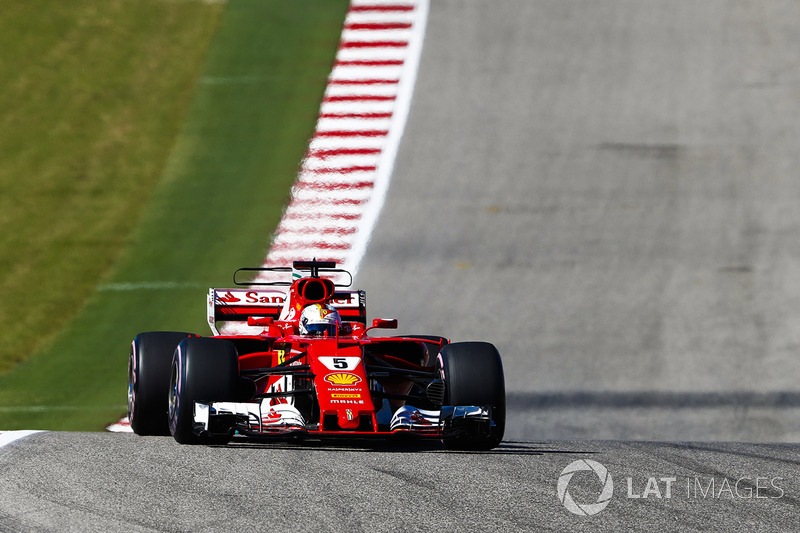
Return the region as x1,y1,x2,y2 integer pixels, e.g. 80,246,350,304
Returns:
247,316,274,327
371,318,398,329
360,318,399,338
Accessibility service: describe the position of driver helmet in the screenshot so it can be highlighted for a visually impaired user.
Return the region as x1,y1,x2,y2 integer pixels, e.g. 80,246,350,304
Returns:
299,303,342,336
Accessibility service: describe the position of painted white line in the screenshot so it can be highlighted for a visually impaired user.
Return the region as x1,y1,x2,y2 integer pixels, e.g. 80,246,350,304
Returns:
333,48,408,64
321,101,396,114
341,29,413,42
308,136,387,151
0,430,43,449
302,155,382,170
330,65,405,79
325,84,398,98
316,117,394,131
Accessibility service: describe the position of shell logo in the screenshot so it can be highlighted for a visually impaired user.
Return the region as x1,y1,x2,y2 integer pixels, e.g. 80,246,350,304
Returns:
325,372,362,385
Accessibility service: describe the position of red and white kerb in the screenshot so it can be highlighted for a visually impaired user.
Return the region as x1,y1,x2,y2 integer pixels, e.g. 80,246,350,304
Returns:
262,0,428,279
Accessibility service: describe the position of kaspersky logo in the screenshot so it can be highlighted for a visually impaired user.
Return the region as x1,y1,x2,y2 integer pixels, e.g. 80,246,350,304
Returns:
557,460,614,516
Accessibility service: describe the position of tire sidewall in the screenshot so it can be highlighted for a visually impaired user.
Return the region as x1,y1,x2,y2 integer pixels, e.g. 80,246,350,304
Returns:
168,337,239,444
128,331,192,436
438,341,506,449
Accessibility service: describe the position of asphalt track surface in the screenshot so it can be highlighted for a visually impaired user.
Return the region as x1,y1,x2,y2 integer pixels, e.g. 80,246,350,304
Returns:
360,0,800,444
4,1,800,531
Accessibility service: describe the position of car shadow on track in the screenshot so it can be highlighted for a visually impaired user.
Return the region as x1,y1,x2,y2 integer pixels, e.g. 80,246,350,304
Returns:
218,438,595,456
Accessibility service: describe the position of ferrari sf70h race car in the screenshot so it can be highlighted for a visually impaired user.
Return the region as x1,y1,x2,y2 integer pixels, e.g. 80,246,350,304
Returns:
127,260,505,449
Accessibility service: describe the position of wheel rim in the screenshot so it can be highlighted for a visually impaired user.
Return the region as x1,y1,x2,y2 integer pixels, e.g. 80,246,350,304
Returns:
127,357,135,417
168,358,179,423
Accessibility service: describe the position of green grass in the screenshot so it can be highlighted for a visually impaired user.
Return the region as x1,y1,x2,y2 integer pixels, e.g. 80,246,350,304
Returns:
0,0,224,375
0,0,350,430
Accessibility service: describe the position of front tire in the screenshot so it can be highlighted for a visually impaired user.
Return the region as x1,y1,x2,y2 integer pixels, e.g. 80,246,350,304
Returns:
439,342,505,450
168,337,239,444
128,331,193,436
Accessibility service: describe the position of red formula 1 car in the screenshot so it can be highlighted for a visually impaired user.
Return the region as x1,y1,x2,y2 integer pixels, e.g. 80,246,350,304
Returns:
127,260,505,449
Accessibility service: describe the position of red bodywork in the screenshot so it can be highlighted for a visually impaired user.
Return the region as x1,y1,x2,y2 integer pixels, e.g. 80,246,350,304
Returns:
206,268,441,437
130,261,502,448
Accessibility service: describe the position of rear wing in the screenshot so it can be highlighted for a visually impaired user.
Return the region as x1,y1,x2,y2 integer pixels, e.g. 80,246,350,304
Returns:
207,288,367,336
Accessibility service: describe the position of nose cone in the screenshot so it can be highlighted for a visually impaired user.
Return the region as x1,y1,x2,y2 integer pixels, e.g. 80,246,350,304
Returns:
337,409,361,430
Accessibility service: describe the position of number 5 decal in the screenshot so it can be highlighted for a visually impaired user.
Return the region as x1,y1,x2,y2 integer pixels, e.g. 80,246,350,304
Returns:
319,356,360,371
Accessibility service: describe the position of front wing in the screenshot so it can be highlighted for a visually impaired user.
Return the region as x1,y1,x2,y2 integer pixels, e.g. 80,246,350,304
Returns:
193,400,495,441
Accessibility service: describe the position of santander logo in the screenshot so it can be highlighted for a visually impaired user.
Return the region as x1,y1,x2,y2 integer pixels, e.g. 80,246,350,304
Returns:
219,291,241,303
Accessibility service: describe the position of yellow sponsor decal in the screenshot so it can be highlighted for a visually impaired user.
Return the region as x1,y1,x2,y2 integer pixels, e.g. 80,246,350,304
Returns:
332,393,362,399
325,372,362,385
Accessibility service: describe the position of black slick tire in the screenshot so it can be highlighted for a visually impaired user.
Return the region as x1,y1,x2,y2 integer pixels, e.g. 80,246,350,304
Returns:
168,337,239,445
128,331,193,436
438,341,506,450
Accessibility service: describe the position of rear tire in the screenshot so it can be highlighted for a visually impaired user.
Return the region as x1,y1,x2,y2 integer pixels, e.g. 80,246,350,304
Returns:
439,342,505,450
128,331,193,436
168,337,239,444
